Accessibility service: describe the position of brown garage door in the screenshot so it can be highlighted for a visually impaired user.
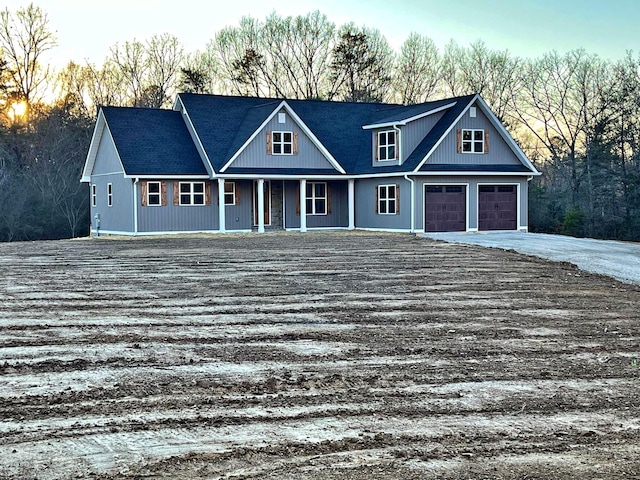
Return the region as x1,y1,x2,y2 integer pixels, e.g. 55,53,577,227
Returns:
478,185,517,230
425,185,466,232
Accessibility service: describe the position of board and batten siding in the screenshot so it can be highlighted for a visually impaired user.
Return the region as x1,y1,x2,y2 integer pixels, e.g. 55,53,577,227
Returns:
354,178,411,230
137,181,219,233
424,102,521,166
224,180,253,231
93,127,125,175
231,109,336,170
414,176,529,232
283,180,349,229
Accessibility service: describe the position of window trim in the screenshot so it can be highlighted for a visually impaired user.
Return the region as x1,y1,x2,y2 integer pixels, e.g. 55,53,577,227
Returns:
146,181,162,206
224,181,236,206
107,183,113,207
91,184,97,207
179,181,206,206
377,184,398,215
305,181,328,216
272,131,294,156
377,129,397,161
461,128,485,154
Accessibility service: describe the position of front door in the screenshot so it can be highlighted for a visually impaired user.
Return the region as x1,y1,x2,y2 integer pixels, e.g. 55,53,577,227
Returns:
253,180,271,226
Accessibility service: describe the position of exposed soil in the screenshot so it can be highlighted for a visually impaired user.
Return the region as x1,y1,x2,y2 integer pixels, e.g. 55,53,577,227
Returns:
1,231,639,479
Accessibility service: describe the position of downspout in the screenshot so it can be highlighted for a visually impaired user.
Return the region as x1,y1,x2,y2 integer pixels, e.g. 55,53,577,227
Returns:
133,178,139,235
404,174,415,233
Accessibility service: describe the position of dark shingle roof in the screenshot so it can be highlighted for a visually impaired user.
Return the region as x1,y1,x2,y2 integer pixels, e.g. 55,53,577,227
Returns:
102,106,207,176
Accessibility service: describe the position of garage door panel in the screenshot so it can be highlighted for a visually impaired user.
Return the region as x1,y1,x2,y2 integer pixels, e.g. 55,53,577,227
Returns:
425,185,466,232
478,185,517,231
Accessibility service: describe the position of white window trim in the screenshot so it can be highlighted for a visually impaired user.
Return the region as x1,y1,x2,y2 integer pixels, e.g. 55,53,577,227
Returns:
91,184,97,207
224,181,236,206
107,183,113,207
378,184,398,215
306,181,328,216
272,131,294,156
179,181,206,206
462,128,484,154
147,181,162,206
377,130,397,161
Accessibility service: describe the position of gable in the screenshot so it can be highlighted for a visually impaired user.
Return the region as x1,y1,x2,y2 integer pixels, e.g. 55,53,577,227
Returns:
92,126,125,175
227,107,338,172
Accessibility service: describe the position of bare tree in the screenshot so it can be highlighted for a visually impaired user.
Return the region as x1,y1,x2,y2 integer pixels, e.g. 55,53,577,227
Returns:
0,3,56,106
393,33,440,104
144,33,183,107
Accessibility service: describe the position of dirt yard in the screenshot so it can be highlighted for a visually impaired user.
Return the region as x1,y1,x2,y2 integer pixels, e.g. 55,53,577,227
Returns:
1,231,639,479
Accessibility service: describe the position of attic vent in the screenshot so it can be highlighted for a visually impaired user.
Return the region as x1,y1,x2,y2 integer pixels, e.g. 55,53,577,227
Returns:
278,112,286,123
470,107,477,118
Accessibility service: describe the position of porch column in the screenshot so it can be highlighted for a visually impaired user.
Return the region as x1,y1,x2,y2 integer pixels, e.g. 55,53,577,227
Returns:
257,178,265,233
348,179,355,230
217,178,226,233
299,179,307,232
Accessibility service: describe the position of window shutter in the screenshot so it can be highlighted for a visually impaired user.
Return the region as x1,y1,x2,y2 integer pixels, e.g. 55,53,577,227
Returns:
327,184,332,214
141,181,147,206
205,182,211,205
394,132,399,160
293,132,298,155
266,131,272,155
484,130,489,154
296,183,300,215
235,182,240,205
374,132,379,161
395,184,400,214
375,186,379,214
161,181,167,206
456,129,462,154
173,181,179,205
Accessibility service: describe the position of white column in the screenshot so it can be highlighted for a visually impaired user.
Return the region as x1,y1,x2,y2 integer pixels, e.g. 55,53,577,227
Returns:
218,178,226,233
348,179,355,230
257,178,265,233
299,179,307,232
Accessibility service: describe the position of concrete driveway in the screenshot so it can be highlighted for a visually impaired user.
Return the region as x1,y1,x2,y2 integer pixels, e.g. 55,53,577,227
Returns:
422,231,640,285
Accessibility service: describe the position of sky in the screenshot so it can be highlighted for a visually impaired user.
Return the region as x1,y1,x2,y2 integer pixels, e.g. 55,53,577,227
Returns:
3,0,639,69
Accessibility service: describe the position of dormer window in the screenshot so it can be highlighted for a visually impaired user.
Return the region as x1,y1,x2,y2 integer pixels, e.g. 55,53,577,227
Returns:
377,130,397,161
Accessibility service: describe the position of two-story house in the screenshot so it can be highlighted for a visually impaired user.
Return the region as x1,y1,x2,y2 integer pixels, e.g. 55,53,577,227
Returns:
81,93,540,235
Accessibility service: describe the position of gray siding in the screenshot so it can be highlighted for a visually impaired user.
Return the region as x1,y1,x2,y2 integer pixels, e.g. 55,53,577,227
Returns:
224,180,253,231
90,174,134,233
231,108,336,170
284,180,349,229
93,128,124,175
138,181,219,232
413,176,529,231
425,102,521,166
401,111,445,162
355,178,411,230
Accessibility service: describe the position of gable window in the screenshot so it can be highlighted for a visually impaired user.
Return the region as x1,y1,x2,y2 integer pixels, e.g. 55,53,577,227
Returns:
306,182,327,215
91,184,97,207
146,181,162,206
273,131,293,155
179,182,205,205
377,184,399,215
461,129,485,153
224,181,237,205
377,130,397,161
107,183,113,207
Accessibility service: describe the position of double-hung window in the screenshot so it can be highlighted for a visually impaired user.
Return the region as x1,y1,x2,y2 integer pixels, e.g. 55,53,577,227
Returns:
224,181,236,205
377,184,398,215
378,130,397,161
305,182,327,215
462,129,484,153
147,181,162,206
179,182,205,205
107,183,113,207
272,131,293,155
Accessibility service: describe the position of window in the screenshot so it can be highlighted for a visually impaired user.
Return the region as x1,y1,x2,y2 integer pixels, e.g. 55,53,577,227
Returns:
147,181,162,206
91,184,97,207
107,183,113,207
224,181,236,205
377,184,398,215
273,131,293,155
305,182,327,215
179,182,205,205
377,130,396,161
461,129,484,153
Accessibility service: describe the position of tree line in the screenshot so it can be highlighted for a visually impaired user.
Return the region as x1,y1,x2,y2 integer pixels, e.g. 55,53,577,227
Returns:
1,3,639,241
